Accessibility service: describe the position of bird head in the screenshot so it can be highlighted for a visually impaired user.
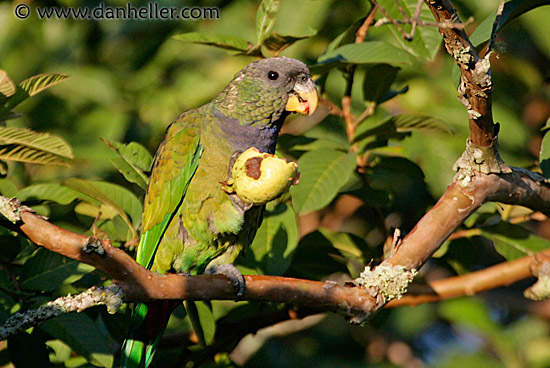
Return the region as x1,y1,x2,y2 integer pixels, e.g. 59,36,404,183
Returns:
215,57,318,127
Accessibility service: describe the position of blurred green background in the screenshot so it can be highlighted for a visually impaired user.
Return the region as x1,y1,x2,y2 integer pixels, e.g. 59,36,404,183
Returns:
1,0,550,367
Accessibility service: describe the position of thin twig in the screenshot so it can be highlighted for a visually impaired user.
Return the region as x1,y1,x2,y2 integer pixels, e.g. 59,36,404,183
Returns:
356,102,377,127
343,6,378,144
374,17,474,30
370,0,409,39
356,4,377,43
320,97,345,118
486,0,506,56
408,0,425,40
393,0,410,22
447,228,480,241
387,251,540,307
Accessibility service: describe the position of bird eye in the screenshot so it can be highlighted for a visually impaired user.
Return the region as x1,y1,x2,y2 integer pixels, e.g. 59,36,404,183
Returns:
267,71,279,80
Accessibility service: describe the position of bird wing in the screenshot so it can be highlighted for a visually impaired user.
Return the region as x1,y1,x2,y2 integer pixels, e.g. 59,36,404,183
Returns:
136,110,203,269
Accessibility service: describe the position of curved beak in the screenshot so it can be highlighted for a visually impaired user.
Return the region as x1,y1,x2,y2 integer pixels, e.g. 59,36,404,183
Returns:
285,79,318,116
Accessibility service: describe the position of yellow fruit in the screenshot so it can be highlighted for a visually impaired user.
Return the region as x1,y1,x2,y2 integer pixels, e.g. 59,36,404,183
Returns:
228,147,298,204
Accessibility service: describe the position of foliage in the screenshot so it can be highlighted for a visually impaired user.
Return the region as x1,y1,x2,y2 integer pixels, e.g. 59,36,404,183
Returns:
0,0,549,367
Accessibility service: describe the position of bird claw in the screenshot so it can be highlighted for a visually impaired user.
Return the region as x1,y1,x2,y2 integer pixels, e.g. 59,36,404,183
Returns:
205,264,246,300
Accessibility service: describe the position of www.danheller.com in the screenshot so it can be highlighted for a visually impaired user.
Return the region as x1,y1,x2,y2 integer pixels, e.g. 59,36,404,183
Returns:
13,2,220,20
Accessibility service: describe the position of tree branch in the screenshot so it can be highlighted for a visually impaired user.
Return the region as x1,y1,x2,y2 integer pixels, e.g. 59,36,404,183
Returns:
385,167,550,271
3,205,377,323
0,284,123,340
424,0,495,147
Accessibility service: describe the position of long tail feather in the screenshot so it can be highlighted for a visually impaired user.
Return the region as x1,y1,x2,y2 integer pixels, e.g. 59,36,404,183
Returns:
121,300,180,368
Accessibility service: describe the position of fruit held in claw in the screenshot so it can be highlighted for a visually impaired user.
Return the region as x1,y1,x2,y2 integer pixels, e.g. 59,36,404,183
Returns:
226,147,299,204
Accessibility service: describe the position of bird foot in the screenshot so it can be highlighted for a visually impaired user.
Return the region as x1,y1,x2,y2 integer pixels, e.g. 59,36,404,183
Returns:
205,264,246,300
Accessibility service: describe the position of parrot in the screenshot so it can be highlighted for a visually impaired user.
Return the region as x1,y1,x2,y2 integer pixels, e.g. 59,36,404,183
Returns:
121,56,318,368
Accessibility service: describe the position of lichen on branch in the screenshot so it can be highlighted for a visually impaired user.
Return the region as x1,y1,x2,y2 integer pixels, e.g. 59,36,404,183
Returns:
355,263,418,306
453,138,511,175
0,285,123,340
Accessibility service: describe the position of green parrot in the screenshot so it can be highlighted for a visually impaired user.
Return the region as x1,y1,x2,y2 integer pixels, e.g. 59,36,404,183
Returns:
121,57,318,368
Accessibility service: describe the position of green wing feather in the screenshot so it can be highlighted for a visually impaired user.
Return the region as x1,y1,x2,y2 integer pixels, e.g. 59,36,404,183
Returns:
137,114,202,269
122,112,202,368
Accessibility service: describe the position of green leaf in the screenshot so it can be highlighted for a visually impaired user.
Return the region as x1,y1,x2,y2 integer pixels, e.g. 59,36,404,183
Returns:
62,179,142,238
302,115,350,151
313,41,414,73
109,157,149,190
0,73,68,119
261,29,317,54
17,183,95,205
19,248,94,292
288,230,349,279
0,127,73,166
439,298,501,336
102,139,153,190
41,313,114,367
354,113,453,152
318,228,369,277
362,64,401,103
0,178,18,197
74,202,117,220
439,298,521,365
470,0,550,48
319,228,364,259
103,139,152,172
325,17,368,55
522,6,550,60
377,0,442,60
248,203,298,275
256,0,280,45
292,138,349,153
19,73,69,98
291,149,357,215
0,71,16,103
173,32,251,52
46,340,73,364
540,128,550,178
480,222,550,261
312,16,367,89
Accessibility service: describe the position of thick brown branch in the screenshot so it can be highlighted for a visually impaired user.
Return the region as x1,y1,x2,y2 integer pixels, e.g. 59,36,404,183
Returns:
385,178,483,270
486,168,550,216
424,0,495,146
385,168,550,271
16,210,377,320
